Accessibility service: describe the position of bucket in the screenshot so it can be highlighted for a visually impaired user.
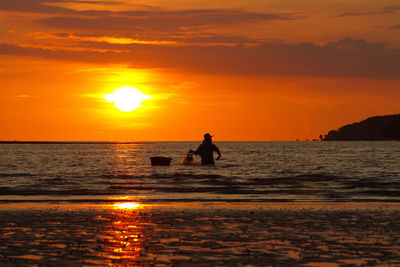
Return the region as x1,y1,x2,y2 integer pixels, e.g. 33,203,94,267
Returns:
181,150,194,165
150,157,172,166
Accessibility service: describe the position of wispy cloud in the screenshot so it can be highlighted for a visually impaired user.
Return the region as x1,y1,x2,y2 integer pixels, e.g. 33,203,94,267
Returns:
335,5,400,18
0,0,74,14
37,9,296,33
31,32,178,45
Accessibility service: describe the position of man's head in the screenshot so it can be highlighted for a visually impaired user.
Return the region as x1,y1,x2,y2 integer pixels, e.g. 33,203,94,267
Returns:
204,133,213,141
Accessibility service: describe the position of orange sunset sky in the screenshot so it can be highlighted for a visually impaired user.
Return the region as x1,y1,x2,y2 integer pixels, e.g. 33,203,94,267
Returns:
1,0,400,141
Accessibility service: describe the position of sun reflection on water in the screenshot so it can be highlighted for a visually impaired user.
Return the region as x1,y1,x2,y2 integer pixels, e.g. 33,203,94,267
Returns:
99,202,147,263
114,202,141,209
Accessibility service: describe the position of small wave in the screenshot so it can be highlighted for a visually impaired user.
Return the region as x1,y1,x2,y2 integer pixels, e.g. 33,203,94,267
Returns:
249,174,347,185
0,173,34,177
98,174,143,180
341,178,400,190
110,185,224,193
351,189,400,197
150,173,225,180
218,164,241,168
99,173,347,184
38,178,64,185
100,173,226,180
0,187,112,196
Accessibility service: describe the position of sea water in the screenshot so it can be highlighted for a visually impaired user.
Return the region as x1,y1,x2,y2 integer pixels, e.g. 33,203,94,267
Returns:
0,141,399,203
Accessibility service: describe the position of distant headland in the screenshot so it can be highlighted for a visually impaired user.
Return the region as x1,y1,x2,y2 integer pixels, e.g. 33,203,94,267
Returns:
321,114,400,141
0,141,149,144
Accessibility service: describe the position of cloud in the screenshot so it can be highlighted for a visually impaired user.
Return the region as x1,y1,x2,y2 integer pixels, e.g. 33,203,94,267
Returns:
0,43,130,62
0,0,295,31
0,0,300,49
143,38,400,78
32,31,259,48
1,37,399,79
37,10,295,32
383,5,400,13
0,0,128,15
335,5,400,17
390,24,400,29
67,0,123,4
0,0,74,14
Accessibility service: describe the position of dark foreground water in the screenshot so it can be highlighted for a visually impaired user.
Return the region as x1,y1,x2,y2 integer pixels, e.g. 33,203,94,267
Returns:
0,141,399,204
1,205,400,266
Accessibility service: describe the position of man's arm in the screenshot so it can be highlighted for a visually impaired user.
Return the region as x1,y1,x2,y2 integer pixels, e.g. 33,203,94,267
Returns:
214,145,221,160
191,144,203,155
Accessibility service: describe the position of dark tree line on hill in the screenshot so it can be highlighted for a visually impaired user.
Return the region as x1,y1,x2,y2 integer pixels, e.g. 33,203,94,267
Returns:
321,114,400,141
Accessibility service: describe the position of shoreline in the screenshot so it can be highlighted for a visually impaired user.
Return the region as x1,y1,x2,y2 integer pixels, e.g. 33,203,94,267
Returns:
1,201,400,210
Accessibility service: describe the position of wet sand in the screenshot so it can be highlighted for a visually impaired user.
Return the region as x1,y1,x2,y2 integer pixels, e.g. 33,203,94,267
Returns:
0,203,399,266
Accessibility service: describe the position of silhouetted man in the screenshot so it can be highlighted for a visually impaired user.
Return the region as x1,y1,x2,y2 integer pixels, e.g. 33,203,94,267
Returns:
191,133,221,165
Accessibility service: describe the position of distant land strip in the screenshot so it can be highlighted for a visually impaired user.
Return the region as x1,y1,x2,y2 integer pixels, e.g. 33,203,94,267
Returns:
0,141,153,144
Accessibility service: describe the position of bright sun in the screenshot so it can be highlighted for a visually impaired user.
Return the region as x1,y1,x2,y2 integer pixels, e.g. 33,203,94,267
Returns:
102,86,152,112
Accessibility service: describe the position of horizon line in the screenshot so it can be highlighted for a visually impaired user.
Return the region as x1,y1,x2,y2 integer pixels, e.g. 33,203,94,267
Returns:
0,140,313,144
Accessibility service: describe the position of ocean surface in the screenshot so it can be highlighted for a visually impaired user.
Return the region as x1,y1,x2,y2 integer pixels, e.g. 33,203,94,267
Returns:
0,141,399,204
